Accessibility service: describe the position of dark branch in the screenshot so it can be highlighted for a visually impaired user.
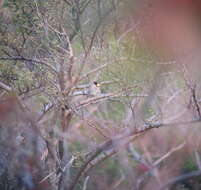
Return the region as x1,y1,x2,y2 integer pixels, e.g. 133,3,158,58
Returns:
0,56,57,74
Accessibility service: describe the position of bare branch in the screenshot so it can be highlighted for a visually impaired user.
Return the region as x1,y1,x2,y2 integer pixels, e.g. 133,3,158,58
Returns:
83,176,90,190
0,81,12,92
158,170,201,190
0,56,57,74
80,63,109,80
69,118,201,190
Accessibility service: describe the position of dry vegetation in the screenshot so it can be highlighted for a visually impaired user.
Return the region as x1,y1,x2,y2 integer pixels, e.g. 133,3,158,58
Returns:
1,0,201,190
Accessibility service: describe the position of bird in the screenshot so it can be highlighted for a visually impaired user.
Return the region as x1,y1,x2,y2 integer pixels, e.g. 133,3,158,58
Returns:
88,81,101,96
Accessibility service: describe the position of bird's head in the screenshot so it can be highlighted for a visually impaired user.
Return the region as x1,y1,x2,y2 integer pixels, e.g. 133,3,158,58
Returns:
93,81,100,87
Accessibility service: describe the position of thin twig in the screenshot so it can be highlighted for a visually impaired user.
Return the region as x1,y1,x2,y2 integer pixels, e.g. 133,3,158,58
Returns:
83,176,90,190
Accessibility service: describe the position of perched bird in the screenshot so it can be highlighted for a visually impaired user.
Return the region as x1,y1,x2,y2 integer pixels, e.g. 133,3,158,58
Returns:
88,81,101,96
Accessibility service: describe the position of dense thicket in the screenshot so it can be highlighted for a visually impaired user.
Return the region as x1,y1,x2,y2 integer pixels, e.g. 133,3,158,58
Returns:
1,1,201,190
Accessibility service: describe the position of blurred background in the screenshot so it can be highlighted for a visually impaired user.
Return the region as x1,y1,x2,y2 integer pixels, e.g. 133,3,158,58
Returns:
1,0,201,189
